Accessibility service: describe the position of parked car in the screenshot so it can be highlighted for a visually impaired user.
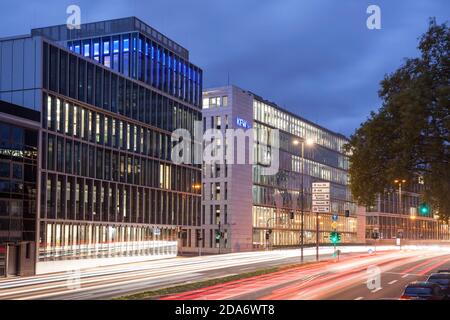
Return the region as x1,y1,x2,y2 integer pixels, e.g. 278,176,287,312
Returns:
400,282,447,300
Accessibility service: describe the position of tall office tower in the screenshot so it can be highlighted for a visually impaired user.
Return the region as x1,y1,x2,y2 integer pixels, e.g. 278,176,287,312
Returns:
0,17,202,276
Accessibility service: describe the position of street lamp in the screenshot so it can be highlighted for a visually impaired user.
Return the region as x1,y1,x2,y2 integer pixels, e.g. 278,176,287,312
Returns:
292,138,314,263
394,179,407,237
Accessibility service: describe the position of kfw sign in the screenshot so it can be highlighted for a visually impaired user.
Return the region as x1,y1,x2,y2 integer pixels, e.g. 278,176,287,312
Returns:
236,117,251,129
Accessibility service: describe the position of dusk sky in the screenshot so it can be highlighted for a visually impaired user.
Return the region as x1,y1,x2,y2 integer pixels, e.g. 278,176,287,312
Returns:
1,0,448,136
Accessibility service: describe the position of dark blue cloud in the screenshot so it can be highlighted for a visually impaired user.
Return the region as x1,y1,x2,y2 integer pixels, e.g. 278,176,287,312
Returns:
1,0,448,136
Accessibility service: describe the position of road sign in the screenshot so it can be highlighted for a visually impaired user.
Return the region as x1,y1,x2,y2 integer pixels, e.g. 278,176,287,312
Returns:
331,221,338,229
312,182,330,188
312,200,330,206
312,182,331,213
313,194,330,200
332,213,339,221
312,206,330,213
312,187,330,194
154,228,161,236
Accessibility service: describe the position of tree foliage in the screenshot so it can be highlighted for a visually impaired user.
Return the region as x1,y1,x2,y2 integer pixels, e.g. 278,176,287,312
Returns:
346,19,450,218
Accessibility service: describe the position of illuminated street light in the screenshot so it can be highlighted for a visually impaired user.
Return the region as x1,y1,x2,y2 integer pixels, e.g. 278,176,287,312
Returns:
292,138,314,263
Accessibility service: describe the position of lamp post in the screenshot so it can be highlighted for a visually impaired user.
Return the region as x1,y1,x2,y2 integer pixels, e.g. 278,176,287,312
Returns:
192,183,202,255
293,138,314,263
394,179,406,237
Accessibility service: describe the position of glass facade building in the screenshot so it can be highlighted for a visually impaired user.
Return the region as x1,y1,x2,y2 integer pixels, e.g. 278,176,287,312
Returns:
0,17,202,275
364,182,450,241
201,86,363,254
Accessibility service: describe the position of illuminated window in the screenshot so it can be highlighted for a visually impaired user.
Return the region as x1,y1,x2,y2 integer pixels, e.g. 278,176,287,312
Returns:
56,99,61,131
103,41,110,55
203,98,209,109
222,96,228,107
123,38,129,52
73,106,77,136
88,111,92,140
64,103,69,134
47,96,52,129
95,114,100,143
83,44,90,57
126,123,130,150
80,109,85,138
113,40,119,53
104,117,108,144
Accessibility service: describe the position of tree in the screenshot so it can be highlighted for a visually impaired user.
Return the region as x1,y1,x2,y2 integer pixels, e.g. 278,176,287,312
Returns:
345,19,450,219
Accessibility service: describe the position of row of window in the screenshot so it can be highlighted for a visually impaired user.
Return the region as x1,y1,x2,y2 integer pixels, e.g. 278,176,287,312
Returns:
44,94,201,164
39,222,178,261
253,99,348,153
44,58,201,134
0,122,38,243
202,96,228,109
66,32,202,107
41,173,201,226
43,43,202,132
252,229,357,247
42,132,201,193
365,216,447,240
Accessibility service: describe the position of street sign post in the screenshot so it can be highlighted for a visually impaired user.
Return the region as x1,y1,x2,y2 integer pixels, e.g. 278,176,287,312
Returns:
312,182,331,262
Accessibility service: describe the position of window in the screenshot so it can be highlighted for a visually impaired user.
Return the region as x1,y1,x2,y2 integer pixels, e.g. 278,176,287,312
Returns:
222,96,228,107
47,96,52,129
202,99,209,109
83,43,90,57
56,98,61,131
12,164,23,180
103,41,110,55
0,162,9,178
73,106,78,136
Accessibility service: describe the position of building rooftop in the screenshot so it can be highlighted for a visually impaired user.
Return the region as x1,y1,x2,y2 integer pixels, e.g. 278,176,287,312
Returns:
204,85,349,140
31,16,189,60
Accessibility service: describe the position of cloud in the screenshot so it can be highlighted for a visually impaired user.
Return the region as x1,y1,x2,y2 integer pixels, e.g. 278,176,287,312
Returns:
0,0,448,136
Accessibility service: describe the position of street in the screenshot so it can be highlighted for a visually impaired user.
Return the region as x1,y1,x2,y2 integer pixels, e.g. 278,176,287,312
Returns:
160,247,450,300
0,246,449,300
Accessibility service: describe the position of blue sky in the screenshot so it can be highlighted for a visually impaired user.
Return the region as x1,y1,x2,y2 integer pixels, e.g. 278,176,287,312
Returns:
1,0,448,136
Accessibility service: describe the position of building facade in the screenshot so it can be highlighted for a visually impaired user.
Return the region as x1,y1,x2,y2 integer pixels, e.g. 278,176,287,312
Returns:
0,17,202,276
200,86,363,254
364,182,450,241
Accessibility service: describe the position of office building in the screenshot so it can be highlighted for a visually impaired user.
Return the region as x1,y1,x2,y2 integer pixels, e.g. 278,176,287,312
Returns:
364,181,450,241
0,17,202,276
200,85,364,254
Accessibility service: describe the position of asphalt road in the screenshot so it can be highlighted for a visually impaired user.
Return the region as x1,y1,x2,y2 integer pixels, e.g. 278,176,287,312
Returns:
0,246,376,300
161,248,450,300
1,246,448,300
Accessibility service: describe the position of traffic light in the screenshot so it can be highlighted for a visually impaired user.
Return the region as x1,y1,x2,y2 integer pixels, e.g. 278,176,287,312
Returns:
419,203,430,216
345,210,350,217
265,229,273,240
330,232,341,244
215,230,221,240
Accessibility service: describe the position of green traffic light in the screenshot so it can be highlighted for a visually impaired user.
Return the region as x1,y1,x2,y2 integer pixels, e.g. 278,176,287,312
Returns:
419,203,429,216
330,232,341,244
